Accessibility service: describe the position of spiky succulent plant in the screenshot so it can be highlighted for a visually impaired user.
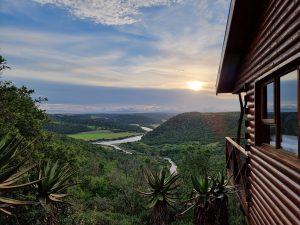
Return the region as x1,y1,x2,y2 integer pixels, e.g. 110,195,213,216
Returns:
0,135,38,215
140,168,180,225
182,172,234,225
32,160,75,207
32,161,76,225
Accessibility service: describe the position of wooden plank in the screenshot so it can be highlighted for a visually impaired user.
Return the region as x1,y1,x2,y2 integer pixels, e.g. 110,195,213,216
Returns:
250,182,284,225
226,137,248,156
247,114,255,121
250,167,299,224
251,205,266,225
241,12,300,79
251,148,300,192
252,146,300,177
250,175,293,225
251,191,277,225
238,4,300,84
247,102,255,108
239,0,287,70
239,29,300,88
236,38,300,92
249,213,259,225
251,159,300,211
246,127,254,134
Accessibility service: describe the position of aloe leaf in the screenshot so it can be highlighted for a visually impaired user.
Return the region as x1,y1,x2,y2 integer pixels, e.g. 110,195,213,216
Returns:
0,207,13,215
0,197,35,205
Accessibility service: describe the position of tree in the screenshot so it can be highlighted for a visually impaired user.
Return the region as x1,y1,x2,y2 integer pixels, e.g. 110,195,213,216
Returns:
0,54,10,72
140,168,180,225
0,81,48,138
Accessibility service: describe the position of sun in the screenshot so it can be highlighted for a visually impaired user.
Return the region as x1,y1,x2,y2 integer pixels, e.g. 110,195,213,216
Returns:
187,81,203,91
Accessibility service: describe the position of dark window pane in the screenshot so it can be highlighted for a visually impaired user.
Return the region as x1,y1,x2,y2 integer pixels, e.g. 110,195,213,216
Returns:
280,70,298,155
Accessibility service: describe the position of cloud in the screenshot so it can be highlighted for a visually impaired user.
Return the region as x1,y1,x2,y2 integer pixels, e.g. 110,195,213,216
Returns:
32,0,183,25
1,0,231,92
10,78,237,113
39,103,163,113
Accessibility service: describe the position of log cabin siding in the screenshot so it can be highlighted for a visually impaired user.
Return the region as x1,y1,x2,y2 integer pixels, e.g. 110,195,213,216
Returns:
233,0,300,92
218,1,300,224
245,79,300,225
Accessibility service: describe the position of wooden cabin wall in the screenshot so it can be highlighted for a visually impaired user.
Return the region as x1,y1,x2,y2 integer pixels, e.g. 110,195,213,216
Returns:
244,83,300,225
239,1,300,223
233,0,300,92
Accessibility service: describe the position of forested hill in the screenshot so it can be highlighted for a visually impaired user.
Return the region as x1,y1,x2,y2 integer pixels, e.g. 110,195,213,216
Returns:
142,112,240,144
45,113,173,134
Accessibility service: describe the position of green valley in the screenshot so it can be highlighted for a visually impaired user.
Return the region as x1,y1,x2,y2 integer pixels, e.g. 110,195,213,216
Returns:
68,130,142,141
0,78,246,225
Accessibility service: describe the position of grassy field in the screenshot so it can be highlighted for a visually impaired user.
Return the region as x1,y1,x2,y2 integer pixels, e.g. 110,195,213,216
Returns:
68,130,142,141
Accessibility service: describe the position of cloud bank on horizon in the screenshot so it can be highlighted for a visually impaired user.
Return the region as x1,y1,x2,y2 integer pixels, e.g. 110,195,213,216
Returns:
0,0,236,113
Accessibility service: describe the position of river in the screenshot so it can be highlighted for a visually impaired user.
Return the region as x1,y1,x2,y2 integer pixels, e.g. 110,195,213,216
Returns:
94,126,177,173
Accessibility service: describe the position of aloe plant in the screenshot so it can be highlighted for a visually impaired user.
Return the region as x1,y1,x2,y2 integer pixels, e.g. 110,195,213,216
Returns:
181,172,234,225
140,168,180,225
0,135,38,215
32,161,75,225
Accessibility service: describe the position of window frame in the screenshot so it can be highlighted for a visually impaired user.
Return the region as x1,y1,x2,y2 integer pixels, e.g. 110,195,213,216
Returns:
255,66,300,158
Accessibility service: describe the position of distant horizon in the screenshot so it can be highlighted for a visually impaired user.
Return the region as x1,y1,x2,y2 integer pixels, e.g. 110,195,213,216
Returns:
45,110,240,115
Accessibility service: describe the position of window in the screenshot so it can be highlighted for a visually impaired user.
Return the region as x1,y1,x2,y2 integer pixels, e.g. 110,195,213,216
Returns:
259,68,299,157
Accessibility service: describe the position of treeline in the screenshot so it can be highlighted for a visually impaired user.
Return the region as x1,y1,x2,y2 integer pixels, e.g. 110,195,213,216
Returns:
44,122,93,134
46,115,144,134
45,113,171,134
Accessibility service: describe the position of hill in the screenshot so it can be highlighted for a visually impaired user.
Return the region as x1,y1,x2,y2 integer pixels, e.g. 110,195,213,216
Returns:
45,113,173,134
142,112,240,144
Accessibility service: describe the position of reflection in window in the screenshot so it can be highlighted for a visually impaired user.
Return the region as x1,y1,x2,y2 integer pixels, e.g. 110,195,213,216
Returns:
268,126,276,147
264,82,274,119
280,71,298,155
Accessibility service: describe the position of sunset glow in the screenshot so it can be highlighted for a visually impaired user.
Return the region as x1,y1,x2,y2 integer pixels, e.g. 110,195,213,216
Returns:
187,81,203,91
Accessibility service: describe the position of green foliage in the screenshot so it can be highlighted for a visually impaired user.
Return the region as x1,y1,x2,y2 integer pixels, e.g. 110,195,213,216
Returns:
46,114,148,134
32,161,75,207
183,172,234,225
0,54,10,71
140,168,180,225
141,168,180,208
44,122,93,134
0,64,246,225
142,112,239,145
0,81,47,139
0,135,38,215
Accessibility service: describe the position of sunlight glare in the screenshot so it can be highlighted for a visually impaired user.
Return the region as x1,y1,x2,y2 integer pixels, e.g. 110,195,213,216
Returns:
187,81,203,91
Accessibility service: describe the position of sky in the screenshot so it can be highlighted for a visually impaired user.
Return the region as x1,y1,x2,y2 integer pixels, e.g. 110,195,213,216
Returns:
0,0,238,113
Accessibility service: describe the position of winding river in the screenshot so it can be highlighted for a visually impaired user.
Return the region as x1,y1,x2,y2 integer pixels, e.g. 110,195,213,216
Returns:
94,126,177,173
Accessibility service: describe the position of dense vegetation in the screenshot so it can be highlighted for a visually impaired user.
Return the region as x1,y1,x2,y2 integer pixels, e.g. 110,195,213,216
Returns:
0,55,246,224
0,81,165,224
45,113,172,134
142,112,239,145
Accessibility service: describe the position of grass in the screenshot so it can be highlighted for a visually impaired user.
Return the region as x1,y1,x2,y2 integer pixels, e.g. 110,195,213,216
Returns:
68,130,142,141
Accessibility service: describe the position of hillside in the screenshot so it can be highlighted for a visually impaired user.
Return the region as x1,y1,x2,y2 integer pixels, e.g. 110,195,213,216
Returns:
142,112,240,145
45,113,173,134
